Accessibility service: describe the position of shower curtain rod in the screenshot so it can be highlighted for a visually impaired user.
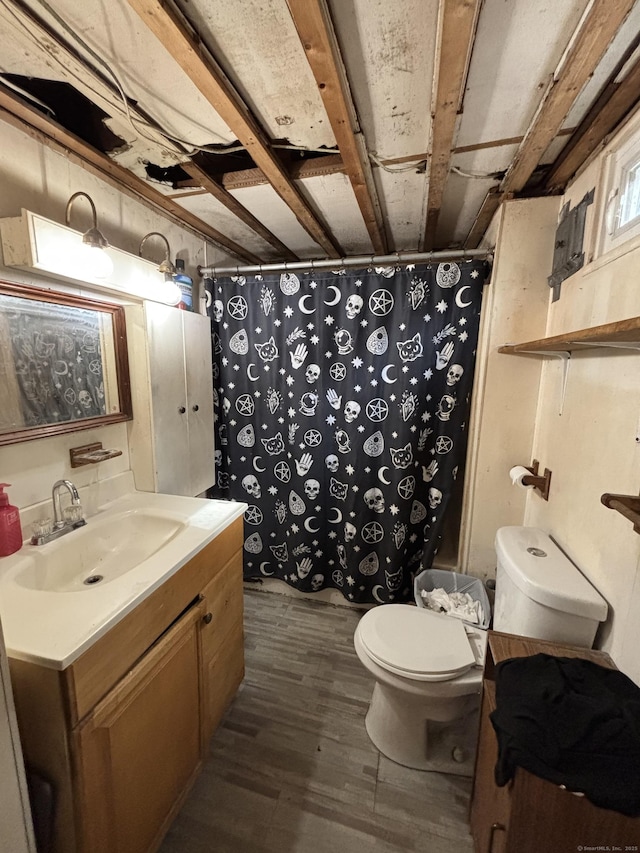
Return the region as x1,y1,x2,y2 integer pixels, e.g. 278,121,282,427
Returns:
199,247,493,277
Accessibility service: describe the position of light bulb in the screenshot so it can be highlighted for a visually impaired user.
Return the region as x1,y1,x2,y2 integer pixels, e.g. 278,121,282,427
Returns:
76,243,114,280
160,275,181,305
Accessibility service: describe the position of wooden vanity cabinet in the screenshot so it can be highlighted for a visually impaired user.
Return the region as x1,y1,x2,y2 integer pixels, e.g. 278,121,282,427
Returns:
8,518,244,853
470,631,640,851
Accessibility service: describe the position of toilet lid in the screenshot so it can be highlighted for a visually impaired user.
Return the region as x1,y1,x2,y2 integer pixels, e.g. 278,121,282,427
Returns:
358,605,476,681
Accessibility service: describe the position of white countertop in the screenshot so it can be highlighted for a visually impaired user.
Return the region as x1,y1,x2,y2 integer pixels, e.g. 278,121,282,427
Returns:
0,490,246,670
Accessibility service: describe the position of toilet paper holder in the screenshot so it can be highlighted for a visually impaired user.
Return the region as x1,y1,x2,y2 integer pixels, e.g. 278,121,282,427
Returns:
520,460,552,501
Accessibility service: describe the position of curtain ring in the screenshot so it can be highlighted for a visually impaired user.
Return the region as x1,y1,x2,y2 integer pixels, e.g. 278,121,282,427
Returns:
235,265,240,277
310,258,315,270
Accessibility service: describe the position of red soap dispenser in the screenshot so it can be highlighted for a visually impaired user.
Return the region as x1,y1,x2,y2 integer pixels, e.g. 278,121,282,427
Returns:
0,483,23,557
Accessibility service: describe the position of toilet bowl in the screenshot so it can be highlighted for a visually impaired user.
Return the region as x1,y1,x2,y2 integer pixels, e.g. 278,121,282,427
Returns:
354,604,486,775
354,526,608,775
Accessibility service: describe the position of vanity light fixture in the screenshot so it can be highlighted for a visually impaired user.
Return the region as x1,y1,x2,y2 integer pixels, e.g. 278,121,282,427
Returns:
65,191,114,279
0,208,185,304
139,231,181,306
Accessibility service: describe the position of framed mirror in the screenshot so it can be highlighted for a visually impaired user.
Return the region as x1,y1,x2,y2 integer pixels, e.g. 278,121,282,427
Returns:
0,281,132,445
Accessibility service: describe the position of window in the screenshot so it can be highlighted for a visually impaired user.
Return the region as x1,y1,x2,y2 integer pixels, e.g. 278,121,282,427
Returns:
616,153,640,232
599,125,640,256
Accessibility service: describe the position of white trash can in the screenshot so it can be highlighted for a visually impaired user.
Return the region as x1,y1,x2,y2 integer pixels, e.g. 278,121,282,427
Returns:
413,569,491,629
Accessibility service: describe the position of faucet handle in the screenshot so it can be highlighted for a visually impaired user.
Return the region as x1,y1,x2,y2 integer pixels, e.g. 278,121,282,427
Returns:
63,504,84,524
31,518,53,539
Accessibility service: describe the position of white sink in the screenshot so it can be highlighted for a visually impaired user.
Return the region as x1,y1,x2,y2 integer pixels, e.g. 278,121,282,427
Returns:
0,487,246,670
16,510,186,593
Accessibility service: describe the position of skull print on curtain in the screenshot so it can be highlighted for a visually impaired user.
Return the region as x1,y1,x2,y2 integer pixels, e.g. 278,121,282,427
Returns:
206,261,487,604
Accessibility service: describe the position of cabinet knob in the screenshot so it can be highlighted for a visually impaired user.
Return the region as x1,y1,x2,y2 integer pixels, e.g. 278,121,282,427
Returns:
178,406,186,414
192,404,199,412
202,612,213,625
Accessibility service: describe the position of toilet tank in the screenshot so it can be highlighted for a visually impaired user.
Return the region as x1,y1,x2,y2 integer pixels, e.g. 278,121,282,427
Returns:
493,527,608,648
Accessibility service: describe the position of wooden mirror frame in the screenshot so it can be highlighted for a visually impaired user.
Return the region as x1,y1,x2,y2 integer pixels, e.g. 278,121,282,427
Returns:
0,280,132,446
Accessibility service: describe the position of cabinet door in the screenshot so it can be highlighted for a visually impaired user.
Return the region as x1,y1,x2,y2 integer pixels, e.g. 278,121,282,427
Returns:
470,683,510,853
145,302,190,495
200,552,244,743
183,311,215,496
73,602,204,853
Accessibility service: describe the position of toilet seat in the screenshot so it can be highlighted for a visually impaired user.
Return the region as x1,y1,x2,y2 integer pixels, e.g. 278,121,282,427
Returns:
358,605,477,682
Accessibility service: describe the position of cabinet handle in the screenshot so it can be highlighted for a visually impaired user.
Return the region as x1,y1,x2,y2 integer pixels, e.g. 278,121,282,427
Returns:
488,823,506,852
192,404,199,412
178,406,186,414
202,612,213,625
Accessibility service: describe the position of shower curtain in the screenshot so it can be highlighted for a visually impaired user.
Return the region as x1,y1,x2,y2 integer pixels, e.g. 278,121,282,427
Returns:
207,260,486,604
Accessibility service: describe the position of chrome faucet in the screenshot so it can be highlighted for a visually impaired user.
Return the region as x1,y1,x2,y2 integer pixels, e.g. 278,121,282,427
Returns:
31,480,86,546
52,479,81,528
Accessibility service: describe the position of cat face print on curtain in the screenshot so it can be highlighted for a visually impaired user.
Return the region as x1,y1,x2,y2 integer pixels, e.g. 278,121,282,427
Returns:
207,261,487,604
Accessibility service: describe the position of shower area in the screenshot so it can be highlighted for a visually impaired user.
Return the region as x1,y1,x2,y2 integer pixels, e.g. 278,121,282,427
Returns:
206,256,488,605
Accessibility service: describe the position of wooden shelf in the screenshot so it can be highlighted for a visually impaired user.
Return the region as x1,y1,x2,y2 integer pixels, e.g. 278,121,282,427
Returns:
498,316,640,354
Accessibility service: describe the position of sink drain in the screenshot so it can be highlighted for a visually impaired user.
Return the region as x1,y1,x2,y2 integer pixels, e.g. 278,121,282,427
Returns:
83,574,104,585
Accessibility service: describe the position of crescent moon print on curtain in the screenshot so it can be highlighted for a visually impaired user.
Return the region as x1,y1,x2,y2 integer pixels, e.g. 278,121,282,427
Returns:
207,261,487,604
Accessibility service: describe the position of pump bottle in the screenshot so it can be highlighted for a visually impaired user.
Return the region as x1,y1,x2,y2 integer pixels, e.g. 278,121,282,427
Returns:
0,483,22,557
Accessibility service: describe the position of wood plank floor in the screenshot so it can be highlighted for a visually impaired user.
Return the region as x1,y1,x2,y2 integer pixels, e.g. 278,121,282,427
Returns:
160,587,475,852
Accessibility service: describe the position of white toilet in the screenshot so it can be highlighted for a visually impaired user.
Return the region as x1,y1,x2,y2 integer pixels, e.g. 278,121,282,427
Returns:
354,526,608,775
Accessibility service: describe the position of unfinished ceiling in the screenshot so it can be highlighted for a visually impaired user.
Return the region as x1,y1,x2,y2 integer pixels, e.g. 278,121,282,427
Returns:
0,0,640,263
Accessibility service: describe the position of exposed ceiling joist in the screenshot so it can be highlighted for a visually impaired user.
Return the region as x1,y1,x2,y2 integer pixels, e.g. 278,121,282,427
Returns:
181,162,299,260
0,84,262,263
463,187,502,250
423,0,482,249
125,0,343,258
546,50,640,190
501,0,637,194
285,0,388,254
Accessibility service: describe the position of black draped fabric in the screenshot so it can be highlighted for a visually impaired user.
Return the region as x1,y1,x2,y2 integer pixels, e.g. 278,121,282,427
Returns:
491,654,640,816
207,260,486,604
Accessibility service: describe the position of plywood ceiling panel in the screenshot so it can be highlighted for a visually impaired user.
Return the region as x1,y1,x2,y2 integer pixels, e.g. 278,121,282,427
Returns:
327,0,438,160
299,172,374,255
173,192,284,261
457,0,591,148
374,168,429,252
230,184,326,257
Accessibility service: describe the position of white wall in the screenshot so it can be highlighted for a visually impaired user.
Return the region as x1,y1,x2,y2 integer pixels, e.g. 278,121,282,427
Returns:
460,195,559,577
463,109,640,684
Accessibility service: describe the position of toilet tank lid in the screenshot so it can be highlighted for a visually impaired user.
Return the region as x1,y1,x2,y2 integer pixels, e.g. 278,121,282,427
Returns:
494,527,608,622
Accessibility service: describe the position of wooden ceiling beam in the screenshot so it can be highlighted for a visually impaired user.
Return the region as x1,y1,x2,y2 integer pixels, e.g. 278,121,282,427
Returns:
424,0,482,249
181,162,298,260
501,0,636,194
463,187,502,249
0,84,262,264
545,50,640,190
125,0,342,258
285,0,388,254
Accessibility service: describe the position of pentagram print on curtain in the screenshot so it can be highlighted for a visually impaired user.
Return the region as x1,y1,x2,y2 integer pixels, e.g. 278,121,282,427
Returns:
207,260,486,605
